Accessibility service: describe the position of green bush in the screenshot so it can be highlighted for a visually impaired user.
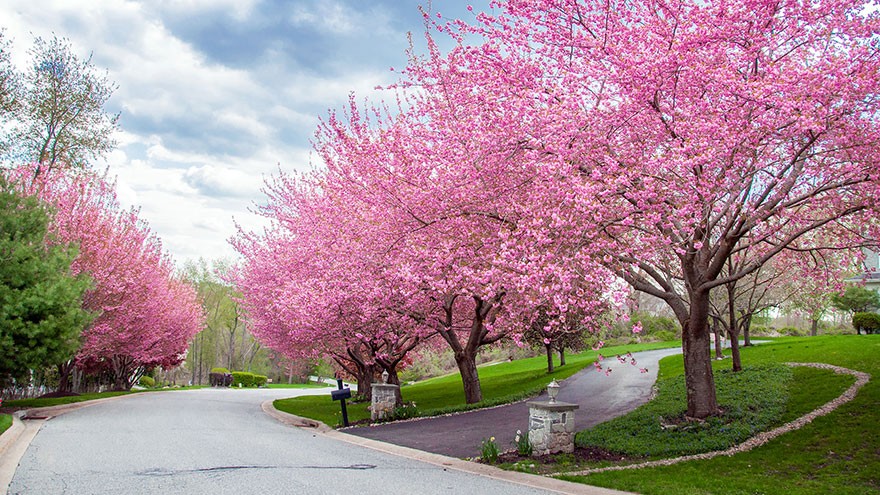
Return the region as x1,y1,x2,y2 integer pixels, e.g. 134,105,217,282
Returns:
650,330,677,342
852,312,880,334
749,324,770,336
138,375,155,388
231,371,254,387
210,367,230,374
779,326,807,337
230,371,268,387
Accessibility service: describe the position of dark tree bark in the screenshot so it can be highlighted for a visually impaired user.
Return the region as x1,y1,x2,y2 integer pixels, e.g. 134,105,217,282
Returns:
711,319,724,360
681,293,719,419
545,343,554,373
454,349,483,404
433,294,505,404
558,347,566,366
56,360,76,393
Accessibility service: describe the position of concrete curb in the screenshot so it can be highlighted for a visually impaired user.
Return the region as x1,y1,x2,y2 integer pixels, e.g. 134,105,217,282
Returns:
261,400,634,495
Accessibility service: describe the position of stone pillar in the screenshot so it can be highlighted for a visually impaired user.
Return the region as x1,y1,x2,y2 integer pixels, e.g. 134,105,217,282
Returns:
527,400,579,456
370,383,399,421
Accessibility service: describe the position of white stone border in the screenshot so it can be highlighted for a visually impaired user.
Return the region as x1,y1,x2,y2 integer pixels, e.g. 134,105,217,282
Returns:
558,362,871,477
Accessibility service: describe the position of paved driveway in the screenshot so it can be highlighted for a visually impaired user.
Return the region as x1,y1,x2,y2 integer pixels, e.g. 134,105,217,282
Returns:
345,347,682,458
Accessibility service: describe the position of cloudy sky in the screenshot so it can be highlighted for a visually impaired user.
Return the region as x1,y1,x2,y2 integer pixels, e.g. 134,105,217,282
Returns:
0,0,482,266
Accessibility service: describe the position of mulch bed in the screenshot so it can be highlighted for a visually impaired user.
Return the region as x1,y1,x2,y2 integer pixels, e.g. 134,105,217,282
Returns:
488,446,641,474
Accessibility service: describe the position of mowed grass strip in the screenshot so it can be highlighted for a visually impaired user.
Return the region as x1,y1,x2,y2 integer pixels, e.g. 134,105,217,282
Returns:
273,341,678,427
3,390,142,409
574,363,804,458
0,413,12,435
560,335,880,495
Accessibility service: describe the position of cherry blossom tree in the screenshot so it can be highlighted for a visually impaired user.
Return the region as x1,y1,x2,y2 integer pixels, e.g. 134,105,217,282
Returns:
409,0,880,418
5,163,204,390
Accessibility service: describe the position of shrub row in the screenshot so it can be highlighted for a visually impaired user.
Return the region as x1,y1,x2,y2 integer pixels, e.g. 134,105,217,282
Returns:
231,371,268,387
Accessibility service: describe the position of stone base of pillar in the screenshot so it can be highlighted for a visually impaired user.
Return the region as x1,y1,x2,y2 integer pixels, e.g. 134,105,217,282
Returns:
526,400,579,456
370,383,399,421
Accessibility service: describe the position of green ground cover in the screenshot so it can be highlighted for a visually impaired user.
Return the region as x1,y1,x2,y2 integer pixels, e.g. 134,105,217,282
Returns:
3,390,142,409
574,363,802,457
1,385,211,409
559,335,879,495
0,413,12,435
273,341,678,427
266,383,331,389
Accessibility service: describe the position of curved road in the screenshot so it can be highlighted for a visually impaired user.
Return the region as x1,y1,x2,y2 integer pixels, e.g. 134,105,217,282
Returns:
345,347,682,458
8,387,591,495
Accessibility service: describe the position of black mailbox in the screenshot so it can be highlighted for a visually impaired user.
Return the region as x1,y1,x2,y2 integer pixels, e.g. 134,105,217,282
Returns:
331,388,351,401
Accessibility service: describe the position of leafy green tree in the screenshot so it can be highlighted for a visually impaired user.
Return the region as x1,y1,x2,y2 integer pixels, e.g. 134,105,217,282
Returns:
0,31,16,117
0,177,91,387
182,258,270,384
852,312,880,335
2,35,119,175
831,286,880,315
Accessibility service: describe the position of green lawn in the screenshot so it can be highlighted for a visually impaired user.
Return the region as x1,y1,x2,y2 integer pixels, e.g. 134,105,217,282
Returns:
266,382,332,389
0,413,11,435
274,341,679,427
559,335,880,495
3,390,143,409
1,385,211,409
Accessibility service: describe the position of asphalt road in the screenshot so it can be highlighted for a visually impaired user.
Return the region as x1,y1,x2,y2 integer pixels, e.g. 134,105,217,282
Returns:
8,387,568,495
345,347,683,458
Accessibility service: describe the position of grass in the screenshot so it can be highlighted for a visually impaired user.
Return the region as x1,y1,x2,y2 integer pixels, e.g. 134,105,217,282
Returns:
0,413,11,435
1,384,212,409
3,390,144,409
574,363,803,458
266,382,332,389
273,341,679,427
558,335,880,495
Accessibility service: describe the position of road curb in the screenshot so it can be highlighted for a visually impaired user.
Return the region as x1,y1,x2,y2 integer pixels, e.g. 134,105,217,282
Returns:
261,400,634,495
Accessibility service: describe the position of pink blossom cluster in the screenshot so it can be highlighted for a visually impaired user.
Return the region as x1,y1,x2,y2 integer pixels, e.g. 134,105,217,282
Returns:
235,0,880,410
5,164,204,384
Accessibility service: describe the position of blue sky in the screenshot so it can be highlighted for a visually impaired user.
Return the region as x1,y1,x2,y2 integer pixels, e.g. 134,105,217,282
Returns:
0,0,484,265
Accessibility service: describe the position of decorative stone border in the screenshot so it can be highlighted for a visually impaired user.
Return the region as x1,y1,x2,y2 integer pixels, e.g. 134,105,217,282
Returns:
558,362,871,477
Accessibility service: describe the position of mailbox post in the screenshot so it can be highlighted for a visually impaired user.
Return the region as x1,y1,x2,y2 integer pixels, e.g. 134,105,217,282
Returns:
331,378,352,427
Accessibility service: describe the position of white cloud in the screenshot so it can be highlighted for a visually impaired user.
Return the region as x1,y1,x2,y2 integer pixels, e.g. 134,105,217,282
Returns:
0,0,477,267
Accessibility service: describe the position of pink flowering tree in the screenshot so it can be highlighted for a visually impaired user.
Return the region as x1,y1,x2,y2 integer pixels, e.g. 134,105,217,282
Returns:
7,164,204,390
309,98,613,404
407,0,880,418
232,171,436,403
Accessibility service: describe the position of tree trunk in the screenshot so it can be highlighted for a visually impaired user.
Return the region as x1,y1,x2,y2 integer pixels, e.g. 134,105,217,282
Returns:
681,294,719,419
810,318,819,337
57,361,75,393
728,328,742,372
545,344,554,373
743,324,752,346
455,350,483,404
712,320,724,360
354,363,375,401
558,347,566,366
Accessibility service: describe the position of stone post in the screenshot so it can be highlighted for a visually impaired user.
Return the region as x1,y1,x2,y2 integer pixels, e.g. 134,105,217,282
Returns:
527,400,579,456
370,383,400,421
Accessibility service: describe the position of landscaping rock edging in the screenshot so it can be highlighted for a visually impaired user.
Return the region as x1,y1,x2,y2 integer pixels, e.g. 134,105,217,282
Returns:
558,362,871,477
